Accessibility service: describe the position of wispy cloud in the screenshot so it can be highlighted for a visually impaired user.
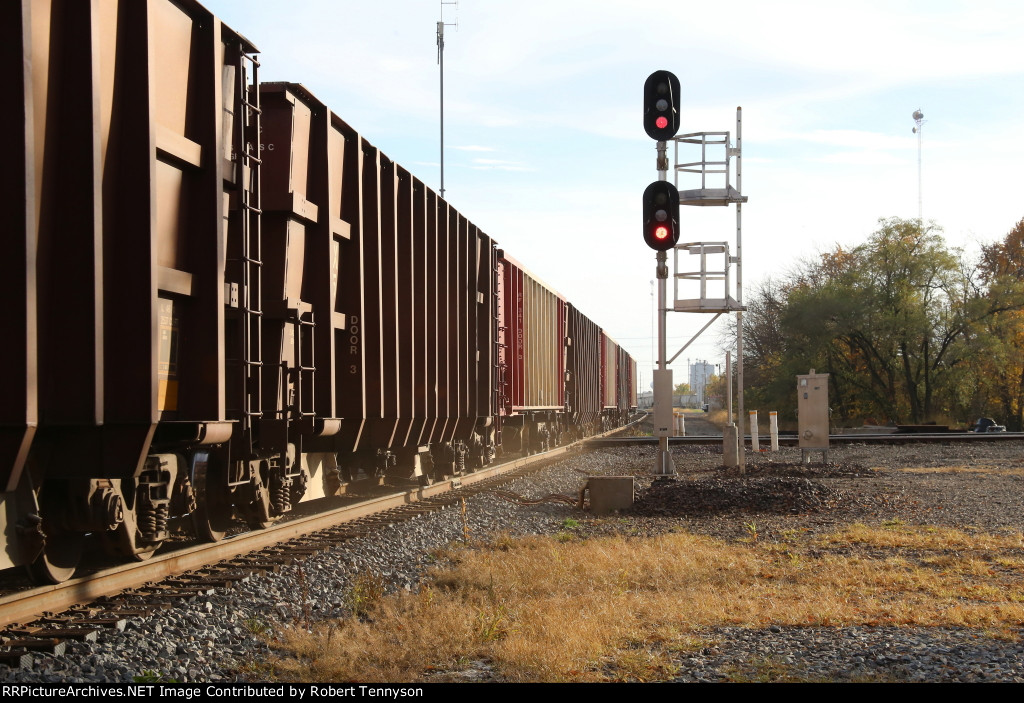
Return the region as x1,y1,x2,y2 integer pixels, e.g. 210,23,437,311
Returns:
452,145,496,152
470,158,532,172
810,151,907,166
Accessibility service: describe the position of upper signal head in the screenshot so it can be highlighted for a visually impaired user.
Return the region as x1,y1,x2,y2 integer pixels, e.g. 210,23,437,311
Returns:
643,70,680,141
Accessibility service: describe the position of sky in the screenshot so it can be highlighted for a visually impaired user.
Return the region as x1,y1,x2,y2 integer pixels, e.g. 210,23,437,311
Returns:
203,0,1024,393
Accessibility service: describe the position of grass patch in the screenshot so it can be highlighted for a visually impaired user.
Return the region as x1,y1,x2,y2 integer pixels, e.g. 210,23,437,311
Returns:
819,523,1024,551
261,524,1024,683
344,570,386,618
705,409,730,428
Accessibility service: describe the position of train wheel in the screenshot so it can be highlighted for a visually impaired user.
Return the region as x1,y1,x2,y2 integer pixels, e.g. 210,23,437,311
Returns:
239,514,273,530
236,490,274,530
415,449,435,487
469,435,485,471
191,452,232,542
102,527,159,562
26,481,82,584
27,523,82,584
235,460,276,530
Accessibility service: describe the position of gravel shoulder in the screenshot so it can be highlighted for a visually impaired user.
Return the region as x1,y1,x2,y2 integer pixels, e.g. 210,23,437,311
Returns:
625,440,1024,541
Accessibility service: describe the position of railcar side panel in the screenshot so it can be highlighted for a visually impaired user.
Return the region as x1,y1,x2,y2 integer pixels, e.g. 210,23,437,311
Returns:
1,0,36,493
565,305,603,432
500,255,565,411
616,345,629,412
410,180,429,442
395,166,418,446
473,227,497,429
626,358,634,407
423,190,441,442
359,144,385,444
602,334,617,408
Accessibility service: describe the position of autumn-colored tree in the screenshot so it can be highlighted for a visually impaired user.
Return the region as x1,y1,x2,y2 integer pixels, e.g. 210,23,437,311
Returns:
962,218,1024,429
731,217,1024,427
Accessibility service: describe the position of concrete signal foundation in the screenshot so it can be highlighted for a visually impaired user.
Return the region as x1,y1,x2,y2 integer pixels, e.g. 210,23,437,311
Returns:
586,476,635,514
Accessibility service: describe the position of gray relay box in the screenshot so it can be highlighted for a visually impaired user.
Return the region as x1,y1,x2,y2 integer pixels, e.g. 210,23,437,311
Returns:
797,370,829,458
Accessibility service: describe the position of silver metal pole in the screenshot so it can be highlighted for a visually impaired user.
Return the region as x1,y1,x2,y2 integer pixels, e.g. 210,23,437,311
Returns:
654,139,675,476
736,106,745,474
437,21,445,199
656,249,674,475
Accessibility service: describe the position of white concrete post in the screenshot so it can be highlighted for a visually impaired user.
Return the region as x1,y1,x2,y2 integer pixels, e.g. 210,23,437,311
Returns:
749,410,759,452
769,411,779,451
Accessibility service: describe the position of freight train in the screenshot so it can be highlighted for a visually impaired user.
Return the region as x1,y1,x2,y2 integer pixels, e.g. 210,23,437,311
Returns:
1,0,637,584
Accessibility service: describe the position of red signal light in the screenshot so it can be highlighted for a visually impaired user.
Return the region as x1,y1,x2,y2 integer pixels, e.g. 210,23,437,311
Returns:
643,70,681,140
643,181,680,251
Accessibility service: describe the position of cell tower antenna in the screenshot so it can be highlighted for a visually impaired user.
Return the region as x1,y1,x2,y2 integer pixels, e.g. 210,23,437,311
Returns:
437,1,458,199
912,109,925,224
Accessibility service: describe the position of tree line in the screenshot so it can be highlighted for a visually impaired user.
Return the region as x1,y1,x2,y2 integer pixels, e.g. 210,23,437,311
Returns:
726,216,1024,430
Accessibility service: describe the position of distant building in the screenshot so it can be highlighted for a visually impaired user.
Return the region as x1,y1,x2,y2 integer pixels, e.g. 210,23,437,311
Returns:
638,391,654,409
689,361,716,405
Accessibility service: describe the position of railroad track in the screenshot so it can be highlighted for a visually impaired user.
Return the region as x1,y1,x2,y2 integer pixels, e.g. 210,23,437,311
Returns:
0,421,638,666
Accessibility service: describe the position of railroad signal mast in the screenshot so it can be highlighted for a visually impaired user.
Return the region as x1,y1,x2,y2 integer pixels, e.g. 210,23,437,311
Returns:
642,70,749,475
642,70,681,477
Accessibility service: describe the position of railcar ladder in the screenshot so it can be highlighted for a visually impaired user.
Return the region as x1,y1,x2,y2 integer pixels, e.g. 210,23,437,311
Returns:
228,47,264,453
494,258,507,447
285,309,316,422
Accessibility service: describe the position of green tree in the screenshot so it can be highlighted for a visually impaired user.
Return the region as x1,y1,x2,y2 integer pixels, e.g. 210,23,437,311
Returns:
736,218,998,426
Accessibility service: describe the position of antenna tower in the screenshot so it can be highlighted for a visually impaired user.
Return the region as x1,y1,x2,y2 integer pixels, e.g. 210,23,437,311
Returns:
437,1,458,199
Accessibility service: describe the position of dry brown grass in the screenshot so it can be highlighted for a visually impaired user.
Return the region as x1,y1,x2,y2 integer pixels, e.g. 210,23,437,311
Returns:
705,409,731,428
262,525,1024,683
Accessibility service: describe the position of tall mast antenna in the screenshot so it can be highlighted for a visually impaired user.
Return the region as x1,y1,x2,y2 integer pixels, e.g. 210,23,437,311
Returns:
912,109,925,224
437,1,458,199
